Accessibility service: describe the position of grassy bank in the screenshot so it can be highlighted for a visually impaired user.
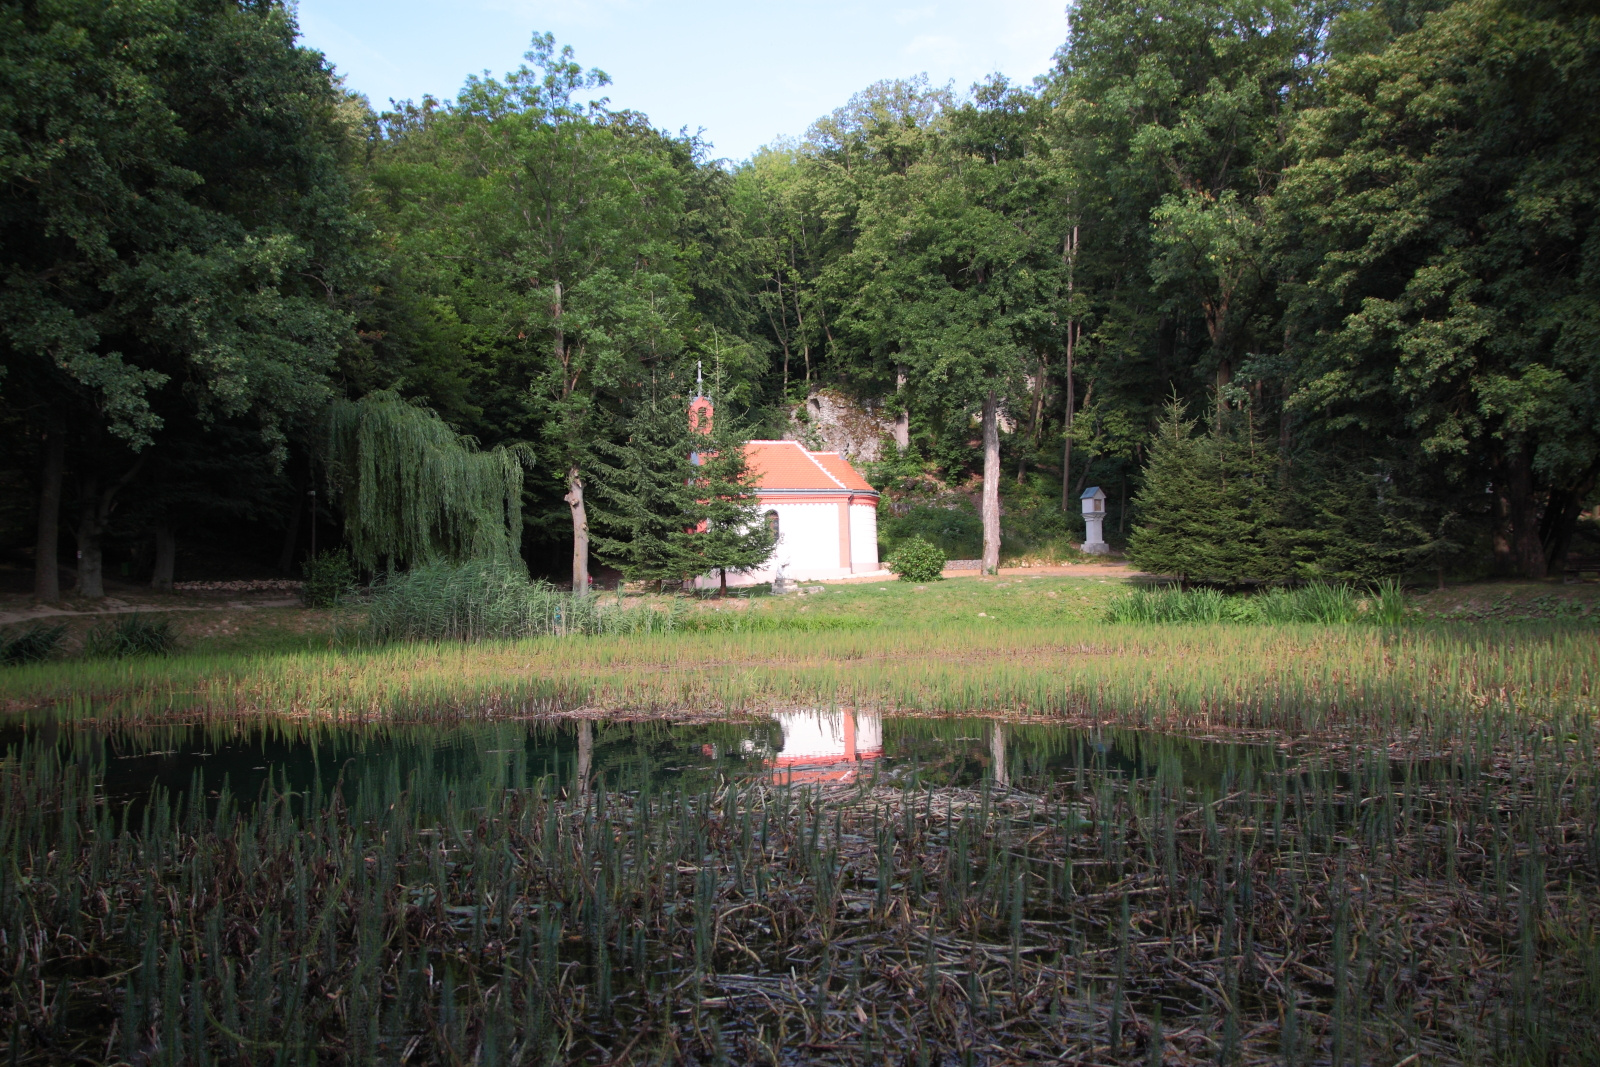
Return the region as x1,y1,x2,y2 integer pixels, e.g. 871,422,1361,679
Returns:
1,582,1595,747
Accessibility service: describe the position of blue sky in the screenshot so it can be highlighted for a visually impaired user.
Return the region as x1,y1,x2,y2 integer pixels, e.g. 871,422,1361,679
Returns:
294,0,1071,163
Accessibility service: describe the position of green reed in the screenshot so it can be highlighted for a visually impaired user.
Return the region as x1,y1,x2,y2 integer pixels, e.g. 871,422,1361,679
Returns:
3,620,1597,745
0,713,1597,1064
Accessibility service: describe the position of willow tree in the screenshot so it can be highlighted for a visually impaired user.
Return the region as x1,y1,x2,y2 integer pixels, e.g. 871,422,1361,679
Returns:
327,393,528,572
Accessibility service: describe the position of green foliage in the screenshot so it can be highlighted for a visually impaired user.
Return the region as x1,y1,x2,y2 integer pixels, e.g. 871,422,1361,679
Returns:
1126,399,1293,583
675,417,779,587
327,393,527,572
886,537,947,582
879,502,982,560
84,615,177,658
301,551,356,608
1103,581,1408,625
0,0,358,454
592,398,702,584
0,624,67,666
362,560,680,643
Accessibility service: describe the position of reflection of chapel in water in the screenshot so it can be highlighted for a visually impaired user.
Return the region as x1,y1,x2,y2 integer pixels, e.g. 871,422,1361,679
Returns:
764,708,883,784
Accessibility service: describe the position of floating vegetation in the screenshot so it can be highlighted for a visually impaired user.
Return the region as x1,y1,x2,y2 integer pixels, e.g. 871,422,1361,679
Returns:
0,712,1596,1064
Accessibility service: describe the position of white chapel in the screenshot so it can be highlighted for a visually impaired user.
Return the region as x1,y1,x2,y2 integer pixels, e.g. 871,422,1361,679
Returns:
689,393,887,589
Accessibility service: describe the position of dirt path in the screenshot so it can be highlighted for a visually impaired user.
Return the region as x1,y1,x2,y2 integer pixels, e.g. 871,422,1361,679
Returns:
0,596,299,627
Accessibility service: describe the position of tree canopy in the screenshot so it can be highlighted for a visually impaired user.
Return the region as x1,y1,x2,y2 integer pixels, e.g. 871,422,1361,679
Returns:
4,0,1596,593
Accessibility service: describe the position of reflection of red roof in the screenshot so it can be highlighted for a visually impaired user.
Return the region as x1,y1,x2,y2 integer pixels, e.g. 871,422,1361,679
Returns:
771,755,883,785
811,452,874,492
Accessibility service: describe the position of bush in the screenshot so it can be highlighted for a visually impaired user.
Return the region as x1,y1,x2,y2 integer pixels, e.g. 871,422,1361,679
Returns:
302,551,356,608
0,623,67,665
84,614,177,658
879,502,981,560
362,559,683,644
1102,581,1394,625
886,537,946,582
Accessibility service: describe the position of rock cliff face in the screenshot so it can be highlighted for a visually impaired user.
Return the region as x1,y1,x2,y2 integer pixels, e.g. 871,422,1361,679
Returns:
784,389,903,463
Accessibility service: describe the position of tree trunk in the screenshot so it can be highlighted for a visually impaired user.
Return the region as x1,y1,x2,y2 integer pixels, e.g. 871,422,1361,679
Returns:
718,567,728,598
75,476,104,598
1504,448,1547,579
276,490,303,574
1539,462,1597,573
989,721,1007,788
151,526,176,591
893,365,909,449
566,464,589,592
1061,224,1078,512
576,719,593,795
33,432,65,601
981,391,1001,575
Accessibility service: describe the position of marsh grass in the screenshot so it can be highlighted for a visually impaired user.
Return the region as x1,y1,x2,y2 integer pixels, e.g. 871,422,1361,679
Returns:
1105,581,1383,624
0,623,67,665
2,617,1596,745
1,715,1596,1065
361,561,686,643
83,613,177,658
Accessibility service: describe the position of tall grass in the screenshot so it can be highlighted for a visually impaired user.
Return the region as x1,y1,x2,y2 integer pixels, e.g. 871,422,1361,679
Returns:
361,560,685,643
1104,581,1389,624
3,616,1595,741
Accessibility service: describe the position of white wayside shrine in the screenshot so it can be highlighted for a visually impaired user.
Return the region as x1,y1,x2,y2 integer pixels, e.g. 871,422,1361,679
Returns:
689,392,889,590
1080,486,1110,555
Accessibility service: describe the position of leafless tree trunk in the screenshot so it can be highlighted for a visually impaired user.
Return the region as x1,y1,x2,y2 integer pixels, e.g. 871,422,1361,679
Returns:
576,719,593,795
566,465,589,592
990,721,1007,788
277,491,303,574
1061,225,1079,511
74,476,104,599
1505,448,1547,579
893,365,909,449
151,526,176,591
33,433,64,601
552,278,589,593
981,391,1001,575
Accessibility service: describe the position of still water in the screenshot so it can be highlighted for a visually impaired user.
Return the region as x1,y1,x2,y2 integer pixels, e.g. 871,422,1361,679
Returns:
3,708,1275,814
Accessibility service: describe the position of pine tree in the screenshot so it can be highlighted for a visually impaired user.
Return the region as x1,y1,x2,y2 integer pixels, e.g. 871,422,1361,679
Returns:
674,417,778,596
591,399,702,587
1126,399,1292,584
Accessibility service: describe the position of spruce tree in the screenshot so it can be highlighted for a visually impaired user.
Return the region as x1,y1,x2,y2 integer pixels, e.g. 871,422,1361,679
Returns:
1126,399,1292,584
591,399,701,588
593,397,777,594
675,417,778,596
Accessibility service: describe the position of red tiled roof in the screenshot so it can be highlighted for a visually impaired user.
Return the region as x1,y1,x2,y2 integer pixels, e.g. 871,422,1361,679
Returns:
743,441,845,491
811,452,875,492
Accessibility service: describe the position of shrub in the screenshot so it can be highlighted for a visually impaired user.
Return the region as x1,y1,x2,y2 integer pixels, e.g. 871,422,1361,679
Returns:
886,537,946,582
879,503,981,560
84,614,176,658
1367,579,1409,625
1103,581,1377,625
0,623,67,665
362,559,683,644
302,551,356,608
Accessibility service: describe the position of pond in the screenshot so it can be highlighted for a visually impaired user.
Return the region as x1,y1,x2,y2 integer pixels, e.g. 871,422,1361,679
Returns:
4,707,1277,816
1,707,1585,1065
